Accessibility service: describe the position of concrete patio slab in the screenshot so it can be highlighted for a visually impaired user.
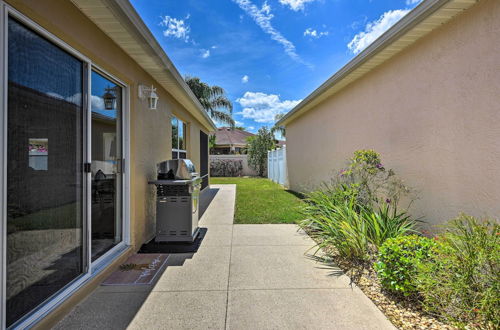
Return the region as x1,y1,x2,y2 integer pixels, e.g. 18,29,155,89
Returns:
55,184,394,330
227,288,395,330
232,224,314,246
199,224,233,247
128,291,227,330
229,245,351,290
153,247,231,292
53,291,150,330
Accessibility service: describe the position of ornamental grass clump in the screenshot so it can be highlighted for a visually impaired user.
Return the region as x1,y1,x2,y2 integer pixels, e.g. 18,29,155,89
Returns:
301,195,371,260
416,214,500,328
300,150,418,262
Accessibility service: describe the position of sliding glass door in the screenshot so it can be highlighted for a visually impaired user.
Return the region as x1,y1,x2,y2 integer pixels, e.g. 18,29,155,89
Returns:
3,14,127,328
6,17,87,327
90,71,123,261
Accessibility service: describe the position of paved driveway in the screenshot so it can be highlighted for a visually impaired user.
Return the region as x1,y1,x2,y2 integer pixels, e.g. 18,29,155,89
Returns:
56,184,394,330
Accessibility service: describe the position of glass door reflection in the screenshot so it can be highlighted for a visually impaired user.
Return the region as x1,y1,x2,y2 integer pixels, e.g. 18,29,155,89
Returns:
90,71,123,261
6,17,86,327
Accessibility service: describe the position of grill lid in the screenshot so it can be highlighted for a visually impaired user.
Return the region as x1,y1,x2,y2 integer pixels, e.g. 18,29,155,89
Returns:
157,159,197,180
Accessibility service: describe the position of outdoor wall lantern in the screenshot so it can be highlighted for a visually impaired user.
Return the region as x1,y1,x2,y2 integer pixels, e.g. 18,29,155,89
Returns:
139,84,159,110
102,86,117,110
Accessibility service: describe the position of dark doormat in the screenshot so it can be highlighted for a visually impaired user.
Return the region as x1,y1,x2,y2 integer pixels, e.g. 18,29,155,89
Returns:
138,227,207,254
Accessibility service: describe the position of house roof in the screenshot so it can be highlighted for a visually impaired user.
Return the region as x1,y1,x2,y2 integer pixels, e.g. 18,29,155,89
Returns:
212,127,255,147
277,0,478,126
70,0,216,132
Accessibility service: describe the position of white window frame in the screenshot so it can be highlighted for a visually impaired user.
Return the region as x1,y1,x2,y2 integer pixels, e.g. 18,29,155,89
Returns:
0,3,131,329
171,116,187,159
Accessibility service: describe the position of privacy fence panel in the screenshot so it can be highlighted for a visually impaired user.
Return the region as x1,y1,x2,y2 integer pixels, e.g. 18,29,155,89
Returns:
210,154,259,177
268,146,287,186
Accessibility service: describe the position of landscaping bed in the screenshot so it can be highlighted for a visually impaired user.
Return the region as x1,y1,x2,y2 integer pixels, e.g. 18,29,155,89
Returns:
300,150,499,330
319,248,454,330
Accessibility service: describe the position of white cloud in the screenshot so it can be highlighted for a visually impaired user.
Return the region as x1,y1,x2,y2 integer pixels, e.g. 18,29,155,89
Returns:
247,126,255,131
201,49,210,58
406,0,422,4
279,0,317,11
235,120,244,126
304,28,329,39
348,9,410,54
232,0,309,66
160,15,191,42
236,92,301,123
241,75,249,83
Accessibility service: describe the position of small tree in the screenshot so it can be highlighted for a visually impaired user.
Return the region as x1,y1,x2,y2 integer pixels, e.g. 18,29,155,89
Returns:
209,134,216,154
247,127,275,176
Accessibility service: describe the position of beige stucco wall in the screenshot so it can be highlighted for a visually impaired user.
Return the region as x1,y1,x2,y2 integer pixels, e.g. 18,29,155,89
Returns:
4,0,210,326
286,0,500,226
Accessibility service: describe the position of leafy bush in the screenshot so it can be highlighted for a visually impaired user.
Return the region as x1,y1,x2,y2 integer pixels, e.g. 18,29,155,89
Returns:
375,235,435,295
338,149,413,208
210,159,243,177
247,127,275,177
416,214,499,328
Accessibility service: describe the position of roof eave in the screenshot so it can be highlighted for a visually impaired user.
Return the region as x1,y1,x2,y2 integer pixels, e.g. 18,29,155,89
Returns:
277,0,478,126
71,0,217,131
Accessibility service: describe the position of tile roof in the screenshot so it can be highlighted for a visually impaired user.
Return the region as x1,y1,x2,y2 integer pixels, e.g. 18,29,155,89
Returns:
212,127,255,146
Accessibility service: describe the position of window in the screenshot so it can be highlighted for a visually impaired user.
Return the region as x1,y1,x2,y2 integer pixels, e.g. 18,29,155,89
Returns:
171,116,187,159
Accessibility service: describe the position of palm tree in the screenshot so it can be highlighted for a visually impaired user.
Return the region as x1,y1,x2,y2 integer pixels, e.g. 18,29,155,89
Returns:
271,113,286,137
184,76,235,127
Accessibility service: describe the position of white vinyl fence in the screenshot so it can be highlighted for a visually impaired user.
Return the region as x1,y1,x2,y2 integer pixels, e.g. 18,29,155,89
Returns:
267,146,288,186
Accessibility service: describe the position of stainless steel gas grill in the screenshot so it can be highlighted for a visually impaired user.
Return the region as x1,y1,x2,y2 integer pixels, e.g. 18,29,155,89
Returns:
149,159,202,242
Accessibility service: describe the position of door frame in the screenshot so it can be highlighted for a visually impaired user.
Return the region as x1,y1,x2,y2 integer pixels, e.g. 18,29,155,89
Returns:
0,3,131,328
89,65,131,268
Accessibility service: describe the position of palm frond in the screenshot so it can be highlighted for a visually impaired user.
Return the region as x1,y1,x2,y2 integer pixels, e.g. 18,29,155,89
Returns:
210,96,233,113
210,110,235,127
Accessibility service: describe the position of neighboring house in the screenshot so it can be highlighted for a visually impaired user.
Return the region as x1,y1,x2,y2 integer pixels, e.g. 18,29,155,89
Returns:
211,127,286,155
0,0,216,328
211,127,254,154
277,0,500,226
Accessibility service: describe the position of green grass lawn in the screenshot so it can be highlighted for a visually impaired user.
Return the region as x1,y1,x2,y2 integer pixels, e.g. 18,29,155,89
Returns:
210,177,304,224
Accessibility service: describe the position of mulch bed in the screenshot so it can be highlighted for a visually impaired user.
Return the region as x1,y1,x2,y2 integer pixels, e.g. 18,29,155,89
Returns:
326,251,455,330
304,230,456,330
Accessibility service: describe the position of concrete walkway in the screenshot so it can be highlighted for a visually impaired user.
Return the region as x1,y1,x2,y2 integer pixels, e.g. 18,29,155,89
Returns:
56,184,394,330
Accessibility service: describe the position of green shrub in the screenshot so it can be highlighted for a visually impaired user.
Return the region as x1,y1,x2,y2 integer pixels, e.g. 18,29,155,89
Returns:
416,214,499,328
338,149,414,209
375,235,435,295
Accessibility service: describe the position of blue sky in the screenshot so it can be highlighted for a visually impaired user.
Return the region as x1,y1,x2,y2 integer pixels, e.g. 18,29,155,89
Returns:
130,0,421,134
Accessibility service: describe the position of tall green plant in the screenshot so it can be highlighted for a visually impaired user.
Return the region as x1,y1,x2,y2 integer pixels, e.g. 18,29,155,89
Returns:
339,149,413,208
417,214,499,328
301,195,370,260
209,134,216,154
363,203,418,247
246,127,275,177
